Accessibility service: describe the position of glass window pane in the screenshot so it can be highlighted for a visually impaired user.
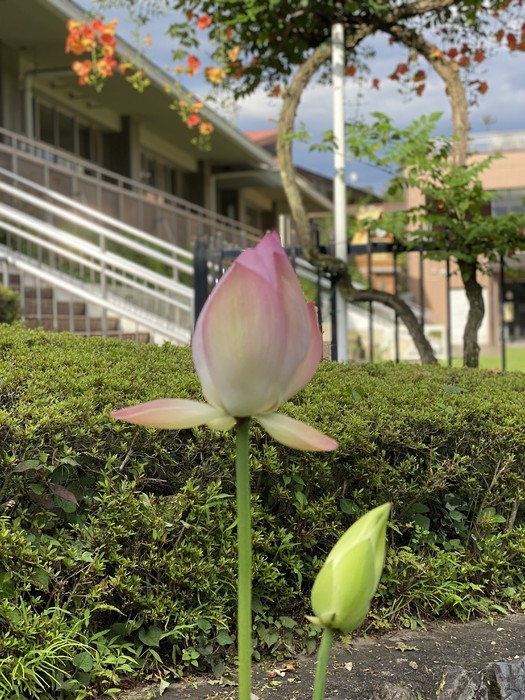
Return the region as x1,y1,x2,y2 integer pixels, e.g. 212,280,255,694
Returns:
78,124,91,160
37,103,54,145
491,189,525,216
58,112,75,152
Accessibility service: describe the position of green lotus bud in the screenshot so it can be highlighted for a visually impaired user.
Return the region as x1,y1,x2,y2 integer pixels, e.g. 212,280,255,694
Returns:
309,503,390,634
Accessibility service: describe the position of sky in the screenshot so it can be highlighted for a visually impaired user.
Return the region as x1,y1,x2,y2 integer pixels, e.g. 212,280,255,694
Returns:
80,2,525,194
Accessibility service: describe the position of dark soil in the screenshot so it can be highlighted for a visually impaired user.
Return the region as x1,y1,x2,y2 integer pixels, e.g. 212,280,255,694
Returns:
120,614,525,700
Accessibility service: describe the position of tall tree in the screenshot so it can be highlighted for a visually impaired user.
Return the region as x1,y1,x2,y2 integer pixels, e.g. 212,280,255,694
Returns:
344,112,525,367
373,5,524,366
270,0,523,366
76,0,525,364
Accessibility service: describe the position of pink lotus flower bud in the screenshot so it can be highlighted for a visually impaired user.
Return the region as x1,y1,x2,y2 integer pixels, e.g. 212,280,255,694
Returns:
112,232,337,451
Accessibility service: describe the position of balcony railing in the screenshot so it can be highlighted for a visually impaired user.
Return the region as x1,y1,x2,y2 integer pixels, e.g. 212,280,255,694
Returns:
470,130,525,154
0,168,194,344
0,126,262,251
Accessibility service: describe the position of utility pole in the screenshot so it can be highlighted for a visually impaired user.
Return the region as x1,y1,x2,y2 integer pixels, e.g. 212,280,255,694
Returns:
332,10,348,362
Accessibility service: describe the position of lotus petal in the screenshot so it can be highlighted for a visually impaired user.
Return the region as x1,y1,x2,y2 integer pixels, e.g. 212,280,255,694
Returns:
111,399,227,430
257,412,338,451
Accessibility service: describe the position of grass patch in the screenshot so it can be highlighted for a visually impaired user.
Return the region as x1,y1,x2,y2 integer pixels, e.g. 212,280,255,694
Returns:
446,346,525,371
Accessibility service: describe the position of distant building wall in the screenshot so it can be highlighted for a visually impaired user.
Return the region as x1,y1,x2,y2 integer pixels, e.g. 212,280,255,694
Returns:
406,142,525,349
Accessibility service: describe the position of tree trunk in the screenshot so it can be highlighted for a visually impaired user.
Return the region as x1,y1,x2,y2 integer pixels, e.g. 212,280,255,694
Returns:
276,38,438,365
386,23,470,167
386,24,486,366
276,44,330,254
459,260,485,368
343,283,437,364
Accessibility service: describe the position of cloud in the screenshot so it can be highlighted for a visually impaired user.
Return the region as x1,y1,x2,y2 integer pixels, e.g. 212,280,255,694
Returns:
235,38,524,191
79,1,525,191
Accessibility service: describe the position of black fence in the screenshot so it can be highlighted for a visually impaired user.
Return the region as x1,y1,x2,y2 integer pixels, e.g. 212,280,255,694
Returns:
193,237,512,370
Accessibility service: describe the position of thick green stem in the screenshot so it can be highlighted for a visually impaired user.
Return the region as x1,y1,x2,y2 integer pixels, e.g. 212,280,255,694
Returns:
313,627,335,700
235,418,252,700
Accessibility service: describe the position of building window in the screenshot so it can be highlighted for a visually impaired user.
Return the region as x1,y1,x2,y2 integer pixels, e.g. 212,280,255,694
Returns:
140,153,157,187
33,97,99,163
57,112,75,152
491,189,525,216
140,150,179,196
245,205,263,229
78,123,92,160
37,102,55,145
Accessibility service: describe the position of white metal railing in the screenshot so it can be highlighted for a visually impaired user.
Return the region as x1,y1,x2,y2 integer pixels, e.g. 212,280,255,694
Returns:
0,126,262,249
470,130,525,154
0,169,194,274
294,256,331,290
0,170,194,344
0,146,335,347
0,254,186,343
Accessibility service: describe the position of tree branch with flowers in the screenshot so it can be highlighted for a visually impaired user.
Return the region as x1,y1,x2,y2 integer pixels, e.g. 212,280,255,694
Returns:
65,15,216,147
66,18,149,90
66,0,525,365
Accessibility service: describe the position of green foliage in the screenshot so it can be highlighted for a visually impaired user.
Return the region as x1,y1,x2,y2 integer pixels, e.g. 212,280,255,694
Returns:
1,326,525,696
344,111,446,172
0,284,20,324
345,112,525,269
95,0,501,98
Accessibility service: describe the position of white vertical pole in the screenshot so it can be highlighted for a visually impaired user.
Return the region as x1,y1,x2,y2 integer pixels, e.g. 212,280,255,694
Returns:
332,22,348,362
25,75,34,140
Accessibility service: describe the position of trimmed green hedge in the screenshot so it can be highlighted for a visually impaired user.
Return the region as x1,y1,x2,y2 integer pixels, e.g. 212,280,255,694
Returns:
1,325,525,697
0,285,20,324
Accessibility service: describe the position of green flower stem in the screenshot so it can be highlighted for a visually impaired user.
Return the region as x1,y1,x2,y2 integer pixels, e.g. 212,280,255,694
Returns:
313,627,335,700
235,418,252,700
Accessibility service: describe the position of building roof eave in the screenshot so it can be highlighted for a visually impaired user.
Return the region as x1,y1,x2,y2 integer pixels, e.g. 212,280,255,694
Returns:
38,0,332,212
42,0,279,171
296,174,333,212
